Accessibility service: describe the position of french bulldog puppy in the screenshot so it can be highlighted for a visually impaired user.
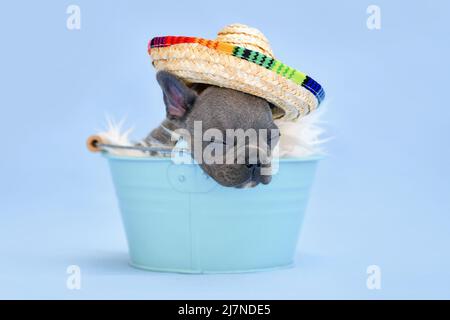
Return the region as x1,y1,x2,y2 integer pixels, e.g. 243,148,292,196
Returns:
142,71,280,188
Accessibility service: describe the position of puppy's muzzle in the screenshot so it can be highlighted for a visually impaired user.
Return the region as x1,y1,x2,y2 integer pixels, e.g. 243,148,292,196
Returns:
242,144,272,185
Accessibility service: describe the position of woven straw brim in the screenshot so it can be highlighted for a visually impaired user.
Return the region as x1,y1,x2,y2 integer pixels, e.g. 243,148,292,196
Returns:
150,43,318,121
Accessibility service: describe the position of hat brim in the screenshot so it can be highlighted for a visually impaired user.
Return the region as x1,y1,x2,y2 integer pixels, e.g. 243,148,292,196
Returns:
149,37,324,121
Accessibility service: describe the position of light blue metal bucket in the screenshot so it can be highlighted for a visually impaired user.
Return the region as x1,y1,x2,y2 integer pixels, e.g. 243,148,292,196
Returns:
105,154,320,273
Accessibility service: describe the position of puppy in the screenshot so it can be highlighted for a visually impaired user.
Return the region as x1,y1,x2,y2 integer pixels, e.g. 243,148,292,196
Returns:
137,71,279,188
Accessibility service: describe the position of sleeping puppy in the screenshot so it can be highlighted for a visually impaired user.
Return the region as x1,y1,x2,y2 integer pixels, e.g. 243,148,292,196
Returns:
142,71,280,188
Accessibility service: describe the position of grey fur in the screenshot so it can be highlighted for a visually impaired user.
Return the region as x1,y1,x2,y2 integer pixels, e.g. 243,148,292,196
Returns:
142,71,279,188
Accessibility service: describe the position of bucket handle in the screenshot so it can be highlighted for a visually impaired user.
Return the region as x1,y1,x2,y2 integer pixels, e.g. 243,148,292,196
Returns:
86,135,189,154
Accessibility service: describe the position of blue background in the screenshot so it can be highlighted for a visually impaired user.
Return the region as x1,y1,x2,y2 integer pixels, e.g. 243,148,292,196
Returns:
1,0,449,299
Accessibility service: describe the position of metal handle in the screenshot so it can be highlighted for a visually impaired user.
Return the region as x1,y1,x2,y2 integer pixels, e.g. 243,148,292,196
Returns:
86,135,189,155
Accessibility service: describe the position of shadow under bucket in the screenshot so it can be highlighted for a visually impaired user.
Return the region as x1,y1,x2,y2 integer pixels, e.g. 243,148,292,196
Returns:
105,154,321,273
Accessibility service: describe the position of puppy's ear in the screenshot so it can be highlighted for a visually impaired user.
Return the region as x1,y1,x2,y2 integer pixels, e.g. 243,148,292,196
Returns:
156,71,197,119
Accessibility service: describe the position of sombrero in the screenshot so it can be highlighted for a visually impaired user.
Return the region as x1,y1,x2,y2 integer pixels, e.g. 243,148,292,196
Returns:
148,23,325,121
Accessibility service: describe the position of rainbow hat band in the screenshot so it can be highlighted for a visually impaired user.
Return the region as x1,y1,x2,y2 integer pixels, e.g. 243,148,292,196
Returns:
148,24,325,121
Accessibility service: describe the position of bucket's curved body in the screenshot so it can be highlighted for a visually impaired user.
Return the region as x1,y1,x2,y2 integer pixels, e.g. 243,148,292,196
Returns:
106,154,320,273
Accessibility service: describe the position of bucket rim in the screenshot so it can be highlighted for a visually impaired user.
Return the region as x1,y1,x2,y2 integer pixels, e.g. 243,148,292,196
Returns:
102,152,324,163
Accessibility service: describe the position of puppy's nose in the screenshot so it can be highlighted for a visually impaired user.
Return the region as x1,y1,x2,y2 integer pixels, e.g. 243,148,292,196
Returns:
245,162,262,181
245,162,272,185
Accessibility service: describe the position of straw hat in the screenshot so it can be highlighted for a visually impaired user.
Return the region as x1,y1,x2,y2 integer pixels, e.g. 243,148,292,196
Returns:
148,23,325,121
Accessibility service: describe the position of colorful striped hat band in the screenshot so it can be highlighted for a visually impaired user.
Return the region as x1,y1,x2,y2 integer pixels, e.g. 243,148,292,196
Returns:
148,24,325,121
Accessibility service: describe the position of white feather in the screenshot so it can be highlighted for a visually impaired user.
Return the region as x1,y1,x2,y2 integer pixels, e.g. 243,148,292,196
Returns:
275,103,330,158
96,115,146,157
